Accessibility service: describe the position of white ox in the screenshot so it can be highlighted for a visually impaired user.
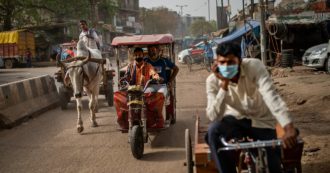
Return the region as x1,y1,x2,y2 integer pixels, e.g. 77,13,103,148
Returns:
60,40,103,133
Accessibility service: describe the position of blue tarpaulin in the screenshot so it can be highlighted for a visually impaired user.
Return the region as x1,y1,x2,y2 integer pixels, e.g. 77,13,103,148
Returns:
213,20,260,45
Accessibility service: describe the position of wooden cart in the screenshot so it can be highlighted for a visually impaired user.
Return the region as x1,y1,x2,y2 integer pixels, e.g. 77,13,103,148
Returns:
54,42,115,109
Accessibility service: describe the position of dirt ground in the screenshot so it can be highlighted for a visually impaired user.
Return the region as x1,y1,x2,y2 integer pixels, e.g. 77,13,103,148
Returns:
271,66,330,173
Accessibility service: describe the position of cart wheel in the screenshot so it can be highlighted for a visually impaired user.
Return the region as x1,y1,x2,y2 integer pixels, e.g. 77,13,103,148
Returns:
59,86,70,110
106,80,114,107
185,129,193,173
130,125,144,159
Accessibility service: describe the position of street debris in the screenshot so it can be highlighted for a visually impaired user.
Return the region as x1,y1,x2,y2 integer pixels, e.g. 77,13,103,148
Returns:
296,98,307,105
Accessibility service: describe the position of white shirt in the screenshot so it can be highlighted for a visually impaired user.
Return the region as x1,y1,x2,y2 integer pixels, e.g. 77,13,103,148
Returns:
79,29,102,49
206,58,292,129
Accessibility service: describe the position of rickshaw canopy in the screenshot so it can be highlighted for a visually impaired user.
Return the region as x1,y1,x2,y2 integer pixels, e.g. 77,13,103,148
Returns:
111,34,174,46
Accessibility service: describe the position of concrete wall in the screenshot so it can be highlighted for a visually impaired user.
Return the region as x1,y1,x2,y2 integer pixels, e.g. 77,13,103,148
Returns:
0,75,59,128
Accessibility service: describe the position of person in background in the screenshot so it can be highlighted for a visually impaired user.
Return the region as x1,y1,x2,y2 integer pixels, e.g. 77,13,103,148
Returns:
144,45,179,98
79,20,102,50
203,39,214,70
25,48,32,68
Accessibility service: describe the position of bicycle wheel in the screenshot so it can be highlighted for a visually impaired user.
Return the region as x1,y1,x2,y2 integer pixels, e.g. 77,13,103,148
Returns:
186,56,193,72
203,56,211,72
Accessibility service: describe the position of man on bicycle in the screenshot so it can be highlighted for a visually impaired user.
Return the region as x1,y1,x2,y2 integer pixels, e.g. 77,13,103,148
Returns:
206,42,297,173
203,39,214,66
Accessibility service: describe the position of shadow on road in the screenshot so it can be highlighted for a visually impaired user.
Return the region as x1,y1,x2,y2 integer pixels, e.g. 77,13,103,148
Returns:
81,129,117,135
141,150,185,162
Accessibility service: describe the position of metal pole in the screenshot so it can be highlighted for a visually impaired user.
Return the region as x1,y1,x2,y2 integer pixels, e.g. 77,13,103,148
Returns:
251,0,254,18
260,0,267,65
216,0,219,29
208,0,211,21
176,5,187,39
221,0,224,28
242,0,245,20
227,0,230,22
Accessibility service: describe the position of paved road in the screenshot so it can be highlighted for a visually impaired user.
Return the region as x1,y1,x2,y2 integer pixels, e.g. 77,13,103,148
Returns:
0,64,209,173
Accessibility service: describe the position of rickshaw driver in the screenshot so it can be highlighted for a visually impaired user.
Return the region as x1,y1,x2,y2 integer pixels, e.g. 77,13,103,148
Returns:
206,43,298,173
144,45,179,100
124,47,160,86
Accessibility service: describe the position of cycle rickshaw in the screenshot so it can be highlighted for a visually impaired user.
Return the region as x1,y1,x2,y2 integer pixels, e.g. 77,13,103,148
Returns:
184,114,304,173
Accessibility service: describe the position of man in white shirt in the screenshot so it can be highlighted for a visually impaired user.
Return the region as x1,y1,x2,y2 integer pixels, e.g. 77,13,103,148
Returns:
206,42,297,173
79,20,102,50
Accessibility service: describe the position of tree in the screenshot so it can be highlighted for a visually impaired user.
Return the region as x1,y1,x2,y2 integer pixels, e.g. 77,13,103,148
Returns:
0,0,23,30
0,0,117,31
189,19,216,37
140,7,180,35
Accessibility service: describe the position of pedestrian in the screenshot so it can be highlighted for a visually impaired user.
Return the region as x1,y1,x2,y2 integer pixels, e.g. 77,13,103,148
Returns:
25,48,32,68
203,39,214,69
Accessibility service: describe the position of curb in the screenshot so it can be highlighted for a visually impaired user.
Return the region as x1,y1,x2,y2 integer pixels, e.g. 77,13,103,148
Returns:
0,75,59,129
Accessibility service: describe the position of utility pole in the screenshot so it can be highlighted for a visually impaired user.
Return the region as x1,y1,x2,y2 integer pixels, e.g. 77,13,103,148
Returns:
221,0,224,28
208,0,210,21
259,0,267,65
176,5,188,39
227,0,230,22
250,0,254,18
242,0,245,20
176,5,187,16
89,0,100,28
216,0,218,29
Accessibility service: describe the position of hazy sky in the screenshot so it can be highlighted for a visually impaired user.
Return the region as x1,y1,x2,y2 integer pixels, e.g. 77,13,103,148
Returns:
140,0,243,21
139,0,287,21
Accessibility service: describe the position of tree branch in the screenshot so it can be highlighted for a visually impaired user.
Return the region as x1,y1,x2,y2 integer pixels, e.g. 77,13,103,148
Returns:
24,4,56,13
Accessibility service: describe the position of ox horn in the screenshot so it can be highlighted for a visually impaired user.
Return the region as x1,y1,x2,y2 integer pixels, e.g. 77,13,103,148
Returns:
81,50,91,65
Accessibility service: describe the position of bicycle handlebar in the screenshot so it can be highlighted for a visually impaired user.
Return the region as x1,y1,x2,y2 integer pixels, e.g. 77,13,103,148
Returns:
218,137,303,151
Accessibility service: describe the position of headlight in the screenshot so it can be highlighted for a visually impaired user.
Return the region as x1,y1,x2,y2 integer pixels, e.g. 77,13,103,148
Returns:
311,47,327,56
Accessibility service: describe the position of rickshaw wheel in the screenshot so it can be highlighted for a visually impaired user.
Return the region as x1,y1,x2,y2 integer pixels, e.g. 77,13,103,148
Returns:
130,125,144,159
59,86,70,110
106,80,114,106
185,129,193,173
170,100,176,124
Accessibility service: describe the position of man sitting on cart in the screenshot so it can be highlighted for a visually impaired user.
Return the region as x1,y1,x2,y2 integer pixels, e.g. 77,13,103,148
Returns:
206,42,298,173
124,47,160,86
144,45,179,101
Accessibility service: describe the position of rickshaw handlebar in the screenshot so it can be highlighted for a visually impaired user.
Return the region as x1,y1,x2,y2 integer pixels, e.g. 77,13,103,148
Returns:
119,78,162,92
219,137,304,151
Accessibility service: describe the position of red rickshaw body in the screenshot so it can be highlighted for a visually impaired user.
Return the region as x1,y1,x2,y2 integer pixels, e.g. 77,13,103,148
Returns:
114,92,165,130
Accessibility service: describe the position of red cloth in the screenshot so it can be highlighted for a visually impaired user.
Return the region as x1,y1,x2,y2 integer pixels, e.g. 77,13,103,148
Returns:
114,91,165,130
66,49,74,57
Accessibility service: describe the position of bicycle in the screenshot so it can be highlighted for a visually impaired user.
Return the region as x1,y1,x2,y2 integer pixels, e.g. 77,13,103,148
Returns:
202,52,212,72
185,55,193,72
218,137,304,173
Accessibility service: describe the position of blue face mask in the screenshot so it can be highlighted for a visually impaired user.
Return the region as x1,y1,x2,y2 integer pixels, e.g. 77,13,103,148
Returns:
218,64,239,79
